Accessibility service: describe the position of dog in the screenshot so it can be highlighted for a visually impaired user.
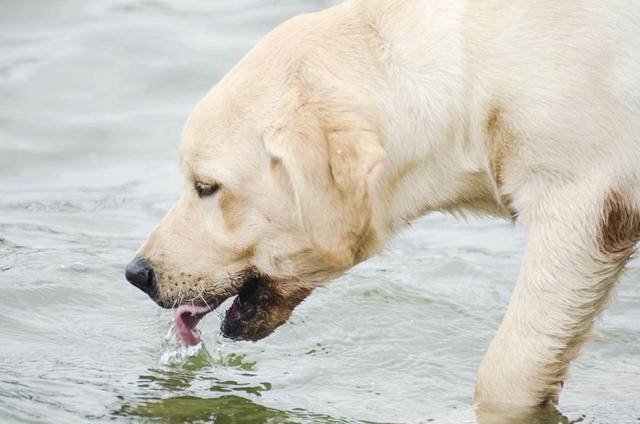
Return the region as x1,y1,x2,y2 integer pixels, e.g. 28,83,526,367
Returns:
126,0,640,408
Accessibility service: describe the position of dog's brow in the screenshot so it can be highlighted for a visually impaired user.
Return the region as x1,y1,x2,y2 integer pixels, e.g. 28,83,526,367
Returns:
179,156,192,178
185,166,219,187
179,154,218,183
180,158,203,182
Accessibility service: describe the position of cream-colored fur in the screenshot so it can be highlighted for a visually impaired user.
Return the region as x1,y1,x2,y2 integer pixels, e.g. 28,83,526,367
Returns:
136,0,640,408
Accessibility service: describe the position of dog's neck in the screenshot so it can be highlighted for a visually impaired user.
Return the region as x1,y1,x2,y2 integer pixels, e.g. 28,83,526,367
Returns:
346,0,512,245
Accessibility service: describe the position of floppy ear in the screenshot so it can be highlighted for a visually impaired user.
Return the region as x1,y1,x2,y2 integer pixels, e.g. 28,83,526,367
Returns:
265,119,385,270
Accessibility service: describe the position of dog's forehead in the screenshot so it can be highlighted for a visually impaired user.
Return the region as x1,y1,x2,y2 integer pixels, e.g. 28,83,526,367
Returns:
181,119,235,161
179,100,266,184
178,30,299,181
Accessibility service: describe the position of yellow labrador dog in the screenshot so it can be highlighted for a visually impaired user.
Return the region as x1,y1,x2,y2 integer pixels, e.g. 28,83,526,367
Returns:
126,0,640,408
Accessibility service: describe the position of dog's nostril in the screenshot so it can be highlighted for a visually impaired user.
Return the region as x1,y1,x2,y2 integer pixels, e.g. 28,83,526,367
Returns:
125,256,155,294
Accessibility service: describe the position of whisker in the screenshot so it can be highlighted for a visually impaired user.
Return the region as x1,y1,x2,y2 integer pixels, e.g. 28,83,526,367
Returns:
198,293,212,311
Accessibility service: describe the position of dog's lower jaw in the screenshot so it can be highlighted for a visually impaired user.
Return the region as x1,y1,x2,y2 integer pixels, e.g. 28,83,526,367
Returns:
220,276,312,341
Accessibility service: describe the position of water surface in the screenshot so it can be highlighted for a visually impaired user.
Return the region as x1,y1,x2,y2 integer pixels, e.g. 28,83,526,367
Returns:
1,1,639,423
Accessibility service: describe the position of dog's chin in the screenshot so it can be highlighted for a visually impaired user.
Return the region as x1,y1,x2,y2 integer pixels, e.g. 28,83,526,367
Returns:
220,275,313,342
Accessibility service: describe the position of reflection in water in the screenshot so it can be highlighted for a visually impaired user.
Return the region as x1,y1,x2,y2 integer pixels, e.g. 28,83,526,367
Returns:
116,394,579,424
474,402,574,424
139,343,264,393
115,343,350,423
116,394,363,423
415,403,576,424
115,395,288,423
117,368,353,424
115,340,580,424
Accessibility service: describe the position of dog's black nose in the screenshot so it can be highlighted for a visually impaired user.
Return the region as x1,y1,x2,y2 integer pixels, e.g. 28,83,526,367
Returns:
125,257,155,294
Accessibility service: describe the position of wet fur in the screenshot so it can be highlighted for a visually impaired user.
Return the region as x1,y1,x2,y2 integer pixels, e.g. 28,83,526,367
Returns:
134,0,640,408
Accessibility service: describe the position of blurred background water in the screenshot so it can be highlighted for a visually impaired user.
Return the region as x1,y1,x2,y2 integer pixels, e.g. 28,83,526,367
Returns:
0,1,639,423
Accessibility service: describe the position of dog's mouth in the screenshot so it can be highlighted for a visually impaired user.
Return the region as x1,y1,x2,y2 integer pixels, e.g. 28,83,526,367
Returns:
173,303,216,346
173,274,265,346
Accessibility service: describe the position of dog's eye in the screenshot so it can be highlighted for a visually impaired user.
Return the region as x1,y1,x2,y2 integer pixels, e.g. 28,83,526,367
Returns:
194,181,220,198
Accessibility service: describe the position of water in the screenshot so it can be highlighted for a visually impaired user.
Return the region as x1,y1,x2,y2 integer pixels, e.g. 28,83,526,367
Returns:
1,1,639,423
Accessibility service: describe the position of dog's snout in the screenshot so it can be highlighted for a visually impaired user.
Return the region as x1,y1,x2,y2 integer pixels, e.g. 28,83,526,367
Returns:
125,257,155,294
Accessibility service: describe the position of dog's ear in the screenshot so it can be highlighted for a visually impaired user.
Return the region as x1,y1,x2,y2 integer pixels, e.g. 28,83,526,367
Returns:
265,117,385,271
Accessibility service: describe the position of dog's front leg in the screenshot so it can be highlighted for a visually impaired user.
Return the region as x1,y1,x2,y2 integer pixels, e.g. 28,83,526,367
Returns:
474,183,639,406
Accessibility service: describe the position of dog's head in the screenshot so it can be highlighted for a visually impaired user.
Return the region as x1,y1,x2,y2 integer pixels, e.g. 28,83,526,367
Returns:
126,15,386,341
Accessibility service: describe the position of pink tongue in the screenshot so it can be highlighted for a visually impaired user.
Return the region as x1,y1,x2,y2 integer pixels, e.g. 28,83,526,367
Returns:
174,304,213,346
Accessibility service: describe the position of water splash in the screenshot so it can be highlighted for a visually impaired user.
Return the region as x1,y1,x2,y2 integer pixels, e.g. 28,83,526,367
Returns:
158,323,205,366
